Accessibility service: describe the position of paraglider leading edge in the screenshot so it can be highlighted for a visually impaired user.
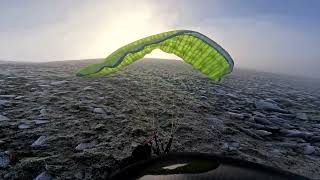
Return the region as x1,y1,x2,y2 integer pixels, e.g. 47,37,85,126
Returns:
76,30,234,80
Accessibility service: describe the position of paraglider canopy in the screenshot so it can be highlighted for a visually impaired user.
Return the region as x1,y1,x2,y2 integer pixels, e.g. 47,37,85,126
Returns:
76,30,234,81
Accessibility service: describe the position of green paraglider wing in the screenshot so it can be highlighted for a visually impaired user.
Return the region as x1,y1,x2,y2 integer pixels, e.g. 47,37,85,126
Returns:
76,30,234,81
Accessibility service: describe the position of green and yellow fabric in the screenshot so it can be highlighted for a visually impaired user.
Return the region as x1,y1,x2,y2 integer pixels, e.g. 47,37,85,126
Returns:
76,30,234,81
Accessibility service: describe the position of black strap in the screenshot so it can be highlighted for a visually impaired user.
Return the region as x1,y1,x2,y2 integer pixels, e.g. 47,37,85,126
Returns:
164,136,173,153
154,134,160,155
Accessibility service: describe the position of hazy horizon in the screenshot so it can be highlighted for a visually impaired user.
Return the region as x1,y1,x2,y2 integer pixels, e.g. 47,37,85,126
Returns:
1,0,319,78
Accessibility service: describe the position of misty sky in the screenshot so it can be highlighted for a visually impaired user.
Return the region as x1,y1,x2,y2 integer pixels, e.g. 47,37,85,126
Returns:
0,0,319,78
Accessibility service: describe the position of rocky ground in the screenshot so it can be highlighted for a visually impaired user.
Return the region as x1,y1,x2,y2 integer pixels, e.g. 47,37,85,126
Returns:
0,58,320,179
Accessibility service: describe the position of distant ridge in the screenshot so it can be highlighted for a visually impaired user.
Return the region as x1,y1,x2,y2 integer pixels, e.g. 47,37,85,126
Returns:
0,57,179,64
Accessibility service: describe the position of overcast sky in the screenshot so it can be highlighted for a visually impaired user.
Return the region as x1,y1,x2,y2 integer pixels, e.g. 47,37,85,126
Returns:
0,0,319,78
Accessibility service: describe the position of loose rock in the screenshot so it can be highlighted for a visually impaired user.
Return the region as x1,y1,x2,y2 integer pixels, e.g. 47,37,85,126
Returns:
303,145,315,155
226,112,244,120
0,100,10,106
14,96,24,100
40,109,47,116
34,120,50,125
83,86,94,91
255,99,286,112
34,171,52,180
75,142,96,151
50,80,68,86
31,136,48,147
93,124,104,130
222,142,240,152
93,108,105,114
18,123,31,129
0,114,9,121
255,130,272,136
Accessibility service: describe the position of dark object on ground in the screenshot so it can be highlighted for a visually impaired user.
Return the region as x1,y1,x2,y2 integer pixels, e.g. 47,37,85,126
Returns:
119,135,173,171
118,144,152,169
110,152,311,180
132,144,152,161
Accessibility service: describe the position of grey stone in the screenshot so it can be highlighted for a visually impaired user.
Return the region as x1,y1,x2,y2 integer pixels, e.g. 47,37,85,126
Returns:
31,136,48,147
0,114,9,121
296,113,308,120
14,96,24,100
255,100,287,112
83,86,94,91
18,123,31,129
131,142,139,148
34,171,52,180
0,152,10,168
222,142,240,152
97,96,105,100
93,124,104,130
270,148,283,156
50,80,68,86
75,142,96,151
34,120,49,125
230,142,240,148
255,130,272,136
265,98,278,104
303,145,315,155
39,85,50,88
40,109,47,115
93,108,105,114
0,100,10,106
282,129,313,139
115,114,126,119
226,112,244,120
199,90,206,94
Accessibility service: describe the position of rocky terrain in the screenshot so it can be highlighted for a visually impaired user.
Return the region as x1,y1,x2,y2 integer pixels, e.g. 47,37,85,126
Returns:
0,58,320,179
